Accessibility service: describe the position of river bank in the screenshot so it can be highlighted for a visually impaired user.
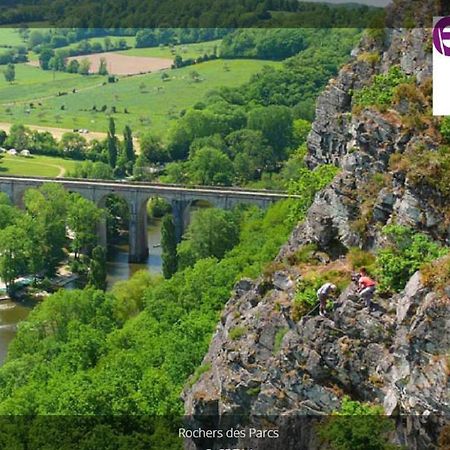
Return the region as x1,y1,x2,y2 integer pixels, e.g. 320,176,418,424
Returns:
0,218,163,365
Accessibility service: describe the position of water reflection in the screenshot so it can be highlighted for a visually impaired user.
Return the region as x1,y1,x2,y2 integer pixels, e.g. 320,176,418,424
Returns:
106,218,162,289
0,299,34,365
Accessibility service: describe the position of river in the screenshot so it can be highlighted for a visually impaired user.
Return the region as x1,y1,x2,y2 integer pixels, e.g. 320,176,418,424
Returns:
0,218,163,366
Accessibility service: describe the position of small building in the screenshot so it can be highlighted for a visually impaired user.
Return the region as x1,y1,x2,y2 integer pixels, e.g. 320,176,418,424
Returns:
7,149,17,156
20,149,31,157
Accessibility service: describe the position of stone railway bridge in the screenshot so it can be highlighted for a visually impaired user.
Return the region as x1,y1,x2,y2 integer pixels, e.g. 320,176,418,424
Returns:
0,176,292,262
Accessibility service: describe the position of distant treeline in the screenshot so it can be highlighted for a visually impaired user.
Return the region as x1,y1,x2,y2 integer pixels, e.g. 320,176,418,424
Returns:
135,28,229,48
0,0,385,28
20,27,230,52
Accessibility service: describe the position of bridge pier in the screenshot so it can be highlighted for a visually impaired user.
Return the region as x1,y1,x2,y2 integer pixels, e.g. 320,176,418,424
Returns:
171,199,191,243
128,199,149,263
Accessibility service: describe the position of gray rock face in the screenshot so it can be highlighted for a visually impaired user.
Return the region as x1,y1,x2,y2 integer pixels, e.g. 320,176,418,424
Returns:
184,17,448,450
280,24,448,259
183,271,449,450
306,25,431,170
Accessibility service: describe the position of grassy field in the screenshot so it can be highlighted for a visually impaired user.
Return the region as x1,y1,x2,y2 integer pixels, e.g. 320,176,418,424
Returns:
0,64,103,103
0,154,79,177
0,59,280,137
120,39,222,60
0,28,26,47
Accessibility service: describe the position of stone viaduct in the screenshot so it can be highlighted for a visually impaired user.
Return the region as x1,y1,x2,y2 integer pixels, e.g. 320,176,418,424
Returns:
0,176,292,262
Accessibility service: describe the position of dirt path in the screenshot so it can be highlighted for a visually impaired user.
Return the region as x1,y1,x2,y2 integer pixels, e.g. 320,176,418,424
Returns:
0,122,107,142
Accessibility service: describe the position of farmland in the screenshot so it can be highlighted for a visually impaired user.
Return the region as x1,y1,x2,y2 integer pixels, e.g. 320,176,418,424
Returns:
0,63,103,103
64,52,173,75
0,58,280,137
0,28,26,47
0,153,79,177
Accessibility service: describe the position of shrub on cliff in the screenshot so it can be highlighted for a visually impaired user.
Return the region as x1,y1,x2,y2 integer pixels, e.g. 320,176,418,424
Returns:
376,225,448,293
352,66,412,111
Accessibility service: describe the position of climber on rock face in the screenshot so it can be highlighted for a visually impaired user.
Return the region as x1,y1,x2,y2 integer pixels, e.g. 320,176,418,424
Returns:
317,282,337,317
357,267,376,309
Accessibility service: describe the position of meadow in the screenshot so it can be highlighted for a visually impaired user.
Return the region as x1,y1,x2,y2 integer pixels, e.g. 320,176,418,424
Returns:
0,63,103,103
0,28,26,47
0,154,79,177
0,58,280,137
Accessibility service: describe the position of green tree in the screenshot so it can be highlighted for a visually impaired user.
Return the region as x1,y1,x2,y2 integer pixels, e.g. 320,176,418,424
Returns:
247,105,293,154
88,245,107,290
159,161,187,184
23,184,68,275
139,133,169,165
107,118,118,168
78,58,91,75
0,225,28,294
16,214,46,279
38,48,54,70
226,129,275,181
103,37,112,51
67,194,103,258
3,63,15,83
292,118,311,148
29,130,58,155
49,51,66,72
5,124,30,150
177,208,239,269
161,214,178,279
59,132,87,158
66,59,80,74
29,30,45,48
112,270,160,323
188,147,234,185
98,57,108,76
123,125,135,169
68,161,114,180
0,193,20,229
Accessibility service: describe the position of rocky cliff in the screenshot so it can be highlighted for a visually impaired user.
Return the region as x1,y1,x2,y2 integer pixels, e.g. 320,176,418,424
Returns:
183,7,449,449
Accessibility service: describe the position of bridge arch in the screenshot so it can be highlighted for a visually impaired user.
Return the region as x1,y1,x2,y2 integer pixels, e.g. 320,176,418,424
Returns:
10,185,30,208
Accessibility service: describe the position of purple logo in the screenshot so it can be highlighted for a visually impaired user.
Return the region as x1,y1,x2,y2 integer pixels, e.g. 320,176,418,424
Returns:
433,17,450,56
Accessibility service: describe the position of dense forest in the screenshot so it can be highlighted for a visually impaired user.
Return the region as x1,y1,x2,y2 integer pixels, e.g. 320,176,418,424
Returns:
0,0,384,28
